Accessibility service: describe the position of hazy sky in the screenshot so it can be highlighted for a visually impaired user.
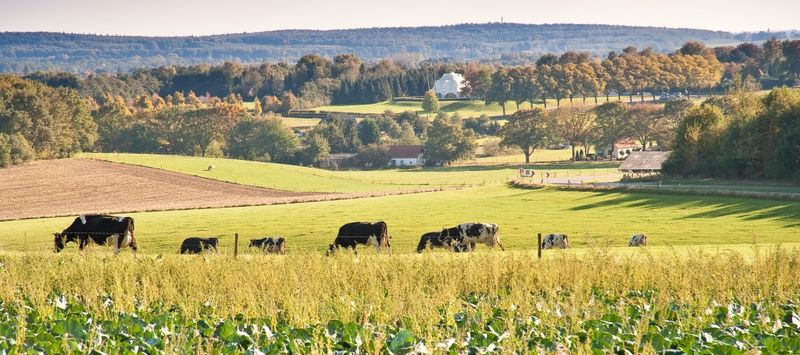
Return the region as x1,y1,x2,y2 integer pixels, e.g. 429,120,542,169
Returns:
0,0,797,36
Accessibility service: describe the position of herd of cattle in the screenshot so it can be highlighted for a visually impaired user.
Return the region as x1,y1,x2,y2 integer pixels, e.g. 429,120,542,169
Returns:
52,215,649,255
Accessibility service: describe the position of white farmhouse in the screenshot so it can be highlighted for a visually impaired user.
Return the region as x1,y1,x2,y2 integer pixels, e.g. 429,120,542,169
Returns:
432,72,466,99
388,145,425,167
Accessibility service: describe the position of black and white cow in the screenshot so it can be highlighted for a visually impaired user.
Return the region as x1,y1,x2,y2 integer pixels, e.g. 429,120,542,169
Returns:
443,223,504,251
54,215,137,254
179,237,219,254
249,237,287,254
541,233,569,249
629,234,647,247
327,222,390,255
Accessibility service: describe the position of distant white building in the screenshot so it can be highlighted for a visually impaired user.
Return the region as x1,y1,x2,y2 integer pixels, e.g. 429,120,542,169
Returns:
388,145,425,167
432,72,466,99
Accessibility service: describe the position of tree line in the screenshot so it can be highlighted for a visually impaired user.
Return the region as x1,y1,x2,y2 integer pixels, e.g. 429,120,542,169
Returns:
20,39,800,118
1,23,754,73
664,87,800,180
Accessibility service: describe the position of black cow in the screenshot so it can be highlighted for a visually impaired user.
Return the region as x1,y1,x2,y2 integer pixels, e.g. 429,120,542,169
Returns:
416,231,454,253
249,237,286,254
438,226,479,252
327,221,390,255
180,237,219,254
54,215,137,254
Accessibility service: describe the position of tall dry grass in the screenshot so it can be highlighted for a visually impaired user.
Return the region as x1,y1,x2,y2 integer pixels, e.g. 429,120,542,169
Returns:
1,247,798,340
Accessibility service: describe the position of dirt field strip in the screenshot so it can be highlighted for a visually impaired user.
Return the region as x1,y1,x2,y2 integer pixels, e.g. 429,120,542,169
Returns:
0,159,447,221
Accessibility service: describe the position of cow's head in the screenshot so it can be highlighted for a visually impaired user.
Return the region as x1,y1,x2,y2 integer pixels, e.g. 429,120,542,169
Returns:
53,233,65,252
248,239,261,248
376,221,390,253
327,244,336,256
561,234,569,248
207,238,219,249
273,238,286,254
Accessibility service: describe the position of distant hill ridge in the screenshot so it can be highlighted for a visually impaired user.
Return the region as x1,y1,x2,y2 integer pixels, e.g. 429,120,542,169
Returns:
0,23,794,73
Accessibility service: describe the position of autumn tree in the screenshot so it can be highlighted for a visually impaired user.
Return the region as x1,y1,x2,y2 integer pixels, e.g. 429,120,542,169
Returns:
625,104,665,151
551,106,597,161
486,68,513,116
498,108,550,164
593,101,629,159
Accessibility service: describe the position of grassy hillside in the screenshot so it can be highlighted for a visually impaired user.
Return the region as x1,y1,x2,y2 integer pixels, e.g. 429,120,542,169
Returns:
85,153,613,192
2,184,798,253
313,97,664,118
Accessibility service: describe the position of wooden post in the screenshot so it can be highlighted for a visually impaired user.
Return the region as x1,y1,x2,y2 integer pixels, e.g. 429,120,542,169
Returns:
537,233,542,259
234,233,239,258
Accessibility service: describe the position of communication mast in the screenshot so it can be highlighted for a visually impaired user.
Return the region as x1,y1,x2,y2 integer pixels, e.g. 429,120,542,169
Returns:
283,39,289,65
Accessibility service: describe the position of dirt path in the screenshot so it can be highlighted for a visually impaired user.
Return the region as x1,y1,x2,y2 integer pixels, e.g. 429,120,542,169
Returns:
0,159,442,221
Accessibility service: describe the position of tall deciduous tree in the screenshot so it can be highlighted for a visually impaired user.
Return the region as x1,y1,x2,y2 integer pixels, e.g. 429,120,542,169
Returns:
486,68,512,116
498,108,550,164
423,115,477,164
625,104,665,151
593,101,629,159
551,106,597,162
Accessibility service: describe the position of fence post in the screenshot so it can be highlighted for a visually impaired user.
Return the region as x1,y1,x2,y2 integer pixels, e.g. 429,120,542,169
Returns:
234,233,239,258
537,233,542,259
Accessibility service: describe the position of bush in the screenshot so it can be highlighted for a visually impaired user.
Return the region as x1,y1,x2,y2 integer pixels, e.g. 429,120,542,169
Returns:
0,133,35,167
354,145,389,169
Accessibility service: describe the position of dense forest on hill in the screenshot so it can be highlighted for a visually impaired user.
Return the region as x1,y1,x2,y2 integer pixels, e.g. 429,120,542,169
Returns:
2,23,794,73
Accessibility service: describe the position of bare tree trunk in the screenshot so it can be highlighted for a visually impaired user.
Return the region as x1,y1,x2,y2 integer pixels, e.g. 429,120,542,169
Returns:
571,145,576,162
524,148,531,163
501,103,506,116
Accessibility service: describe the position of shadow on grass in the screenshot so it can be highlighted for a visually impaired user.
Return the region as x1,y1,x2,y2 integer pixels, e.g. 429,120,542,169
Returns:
568,190,800,228
394,161,620,173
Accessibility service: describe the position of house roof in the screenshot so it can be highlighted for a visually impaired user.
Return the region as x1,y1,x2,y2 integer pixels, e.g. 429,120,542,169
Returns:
613,138,639,149
388,145,423,159
619,151,671,172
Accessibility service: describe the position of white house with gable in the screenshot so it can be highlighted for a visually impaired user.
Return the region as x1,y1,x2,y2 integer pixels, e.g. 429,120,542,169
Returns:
432,72,466,99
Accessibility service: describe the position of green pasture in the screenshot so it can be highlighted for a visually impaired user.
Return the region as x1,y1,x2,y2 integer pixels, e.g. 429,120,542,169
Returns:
312,96,665,118
85,153,615,192
2,184,798,254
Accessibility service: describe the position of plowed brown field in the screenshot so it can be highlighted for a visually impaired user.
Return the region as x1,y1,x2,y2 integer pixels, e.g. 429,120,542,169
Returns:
0,159,337,220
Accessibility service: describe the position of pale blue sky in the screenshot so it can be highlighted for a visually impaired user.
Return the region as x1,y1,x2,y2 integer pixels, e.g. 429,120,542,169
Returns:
0,0,797,36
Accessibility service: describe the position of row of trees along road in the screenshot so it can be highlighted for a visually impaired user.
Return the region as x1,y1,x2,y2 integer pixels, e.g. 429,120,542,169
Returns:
481,43,723,116
498,99,695,164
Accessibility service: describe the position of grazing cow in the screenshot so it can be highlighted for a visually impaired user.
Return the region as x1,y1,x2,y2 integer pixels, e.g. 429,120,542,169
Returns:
180,237,219,254
541,233,569,249
54,215,137,254
249,237,287,254
416,231,455,253
454,223,506,251
328,222,390,255
629,234,647,247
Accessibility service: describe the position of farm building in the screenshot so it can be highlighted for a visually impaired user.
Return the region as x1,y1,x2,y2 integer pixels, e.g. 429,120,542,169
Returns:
432,72,466,99
388,145,424,167
610,139,640,160
320,153,356,169
618,151,671,174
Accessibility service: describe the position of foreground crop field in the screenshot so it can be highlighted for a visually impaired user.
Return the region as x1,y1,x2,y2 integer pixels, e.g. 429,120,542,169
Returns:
1,248,799,352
